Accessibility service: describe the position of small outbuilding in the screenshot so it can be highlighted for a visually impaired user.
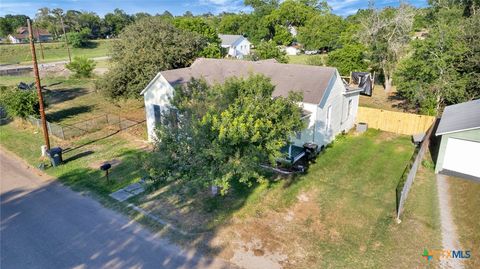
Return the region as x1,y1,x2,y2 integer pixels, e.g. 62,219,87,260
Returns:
435,99,480,180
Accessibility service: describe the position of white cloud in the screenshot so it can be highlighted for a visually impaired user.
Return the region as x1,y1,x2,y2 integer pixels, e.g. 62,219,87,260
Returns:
198,0,247,14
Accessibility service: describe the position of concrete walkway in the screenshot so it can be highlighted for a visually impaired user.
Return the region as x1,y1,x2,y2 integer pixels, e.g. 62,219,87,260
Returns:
0,149,234,269
436,174,464,269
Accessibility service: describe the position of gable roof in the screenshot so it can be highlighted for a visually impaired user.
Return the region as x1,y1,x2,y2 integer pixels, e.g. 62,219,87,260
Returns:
144,58,339,104
436,99,480,135
11,27,51,40
219,34,247,46
17,27,51,36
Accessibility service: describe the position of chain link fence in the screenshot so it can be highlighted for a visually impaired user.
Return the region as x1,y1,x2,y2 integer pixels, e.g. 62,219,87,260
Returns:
26,114,143,140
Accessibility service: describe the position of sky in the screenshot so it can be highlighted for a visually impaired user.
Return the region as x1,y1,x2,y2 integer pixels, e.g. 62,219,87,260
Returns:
0,0,428,18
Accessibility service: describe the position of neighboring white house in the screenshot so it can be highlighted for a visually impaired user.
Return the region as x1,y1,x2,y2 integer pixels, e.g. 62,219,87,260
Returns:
219,34,251,58
285,46,300,55
141,58,361,158
288,25,297,37
435,99,480,180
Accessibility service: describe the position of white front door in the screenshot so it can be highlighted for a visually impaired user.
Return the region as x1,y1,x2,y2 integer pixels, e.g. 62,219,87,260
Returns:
443,138,480,177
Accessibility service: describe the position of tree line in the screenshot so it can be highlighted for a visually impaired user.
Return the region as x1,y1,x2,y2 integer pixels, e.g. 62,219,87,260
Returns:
2,0,478,115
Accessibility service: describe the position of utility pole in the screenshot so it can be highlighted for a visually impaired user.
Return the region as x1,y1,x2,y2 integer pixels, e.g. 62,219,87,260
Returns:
35,27,45,60
59,16,71,62
27,19,50,150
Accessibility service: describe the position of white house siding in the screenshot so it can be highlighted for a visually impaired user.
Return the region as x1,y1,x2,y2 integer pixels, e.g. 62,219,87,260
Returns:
290,71,359,148
223,38,251,58
291,102,317,147
233,39,251,58
285,47,299,56
144,70,359,146
143,74,175,141
7,35,20,43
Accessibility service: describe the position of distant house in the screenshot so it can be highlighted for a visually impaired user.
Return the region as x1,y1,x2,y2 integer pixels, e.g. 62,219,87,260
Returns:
285,46,300,56
288,25,297,37
218,34,251,58
7,27,52,44
435,99,480,180
141,58,362,162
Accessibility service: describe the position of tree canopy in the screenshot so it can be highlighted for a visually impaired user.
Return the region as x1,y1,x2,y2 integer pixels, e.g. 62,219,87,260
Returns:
2,0,476,116
298,14,345,50
395,5,480,115
252,40,288,63
147,75,304,194
97,17,205,99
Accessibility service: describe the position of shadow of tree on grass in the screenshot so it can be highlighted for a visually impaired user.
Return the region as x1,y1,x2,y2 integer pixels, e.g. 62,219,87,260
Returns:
46,105,94,123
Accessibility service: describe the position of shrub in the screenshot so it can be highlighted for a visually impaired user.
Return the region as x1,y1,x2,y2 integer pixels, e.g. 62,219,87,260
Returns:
66,56,96,78
66,28,91,48
0,86,39,118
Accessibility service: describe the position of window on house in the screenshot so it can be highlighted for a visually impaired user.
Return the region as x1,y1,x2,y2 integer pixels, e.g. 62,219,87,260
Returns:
326,105,332,130
153,104,161,125
296,131,302,140
347,99,352,119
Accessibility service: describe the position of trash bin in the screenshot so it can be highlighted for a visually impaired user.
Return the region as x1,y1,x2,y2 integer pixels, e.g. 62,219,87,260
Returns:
303,143,319,160
47,147,63,167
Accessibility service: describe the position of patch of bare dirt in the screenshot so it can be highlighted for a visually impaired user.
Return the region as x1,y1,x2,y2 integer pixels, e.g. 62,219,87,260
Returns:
374,131,400,144
208,191,325,268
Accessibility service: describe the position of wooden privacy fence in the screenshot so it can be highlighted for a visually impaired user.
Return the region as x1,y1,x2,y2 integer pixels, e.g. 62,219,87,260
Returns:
356,107,435,135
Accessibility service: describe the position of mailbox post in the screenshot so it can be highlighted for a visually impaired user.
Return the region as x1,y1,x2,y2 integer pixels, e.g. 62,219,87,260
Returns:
100,163,111,181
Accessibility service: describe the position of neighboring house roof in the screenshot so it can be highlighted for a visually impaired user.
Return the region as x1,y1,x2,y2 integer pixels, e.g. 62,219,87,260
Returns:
436,99,480,135
144,58,339,104
11,27,51,39
219,34,248,47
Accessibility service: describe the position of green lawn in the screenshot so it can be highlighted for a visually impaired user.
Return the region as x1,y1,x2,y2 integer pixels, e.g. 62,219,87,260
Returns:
287,54,327,65
134,130,441,267
0,39,112,65
0,122,145,196
0,75,145,127
448,177,480,268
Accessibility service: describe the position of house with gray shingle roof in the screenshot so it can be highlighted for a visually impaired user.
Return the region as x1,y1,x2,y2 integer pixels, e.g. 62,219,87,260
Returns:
7,27,52,43
435,99,480,180
141,58,362,160
219,34,251,59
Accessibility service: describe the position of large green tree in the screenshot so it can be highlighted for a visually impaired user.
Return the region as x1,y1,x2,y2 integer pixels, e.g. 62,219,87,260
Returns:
358,4,415,92
147,75,304,194
327,44,368,75
297,14,346,50
395,7,479,115
253,40,288,63
0,15,30,36
103,9,133,36
97,17,205,99
173,16,219,44
173,16,222,58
